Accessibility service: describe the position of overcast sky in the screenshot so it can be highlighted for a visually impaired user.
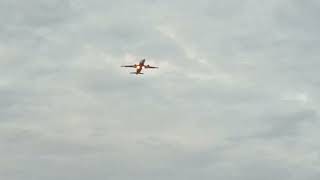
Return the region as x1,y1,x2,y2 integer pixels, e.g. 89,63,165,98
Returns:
0,0,320,179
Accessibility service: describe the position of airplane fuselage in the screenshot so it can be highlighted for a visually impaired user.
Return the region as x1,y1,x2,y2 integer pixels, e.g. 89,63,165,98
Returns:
134,59,146,74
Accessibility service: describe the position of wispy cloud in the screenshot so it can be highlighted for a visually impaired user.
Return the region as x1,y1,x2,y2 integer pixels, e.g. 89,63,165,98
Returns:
0,0,319,179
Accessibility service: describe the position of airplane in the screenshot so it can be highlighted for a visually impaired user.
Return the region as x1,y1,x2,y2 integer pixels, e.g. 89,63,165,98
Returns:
121,59,158,74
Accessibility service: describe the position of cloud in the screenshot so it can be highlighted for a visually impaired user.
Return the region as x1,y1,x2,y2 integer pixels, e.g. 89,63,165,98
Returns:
0,0,320,179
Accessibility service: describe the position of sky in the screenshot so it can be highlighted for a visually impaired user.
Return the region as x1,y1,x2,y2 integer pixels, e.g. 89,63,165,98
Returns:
0,0,320,179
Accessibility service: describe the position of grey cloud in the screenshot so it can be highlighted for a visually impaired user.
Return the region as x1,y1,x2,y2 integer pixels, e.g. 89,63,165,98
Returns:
1,0,320,180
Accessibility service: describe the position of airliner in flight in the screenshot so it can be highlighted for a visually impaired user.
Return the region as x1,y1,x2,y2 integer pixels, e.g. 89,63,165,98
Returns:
121,59,158,74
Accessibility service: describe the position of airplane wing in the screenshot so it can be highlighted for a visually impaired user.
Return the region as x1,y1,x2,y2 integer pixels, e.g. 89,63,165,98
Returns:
121,65,135,68
145,65,158,68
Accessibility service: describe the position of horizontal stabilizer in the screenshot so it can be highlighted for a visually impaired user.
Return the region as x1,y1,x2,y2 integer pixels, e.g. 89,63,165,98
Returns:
130,72,143,75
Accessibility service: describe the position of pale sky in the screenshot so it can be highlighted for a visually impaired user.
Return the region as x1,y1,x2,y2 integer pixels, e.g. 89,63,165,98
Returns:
0,0,320,179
